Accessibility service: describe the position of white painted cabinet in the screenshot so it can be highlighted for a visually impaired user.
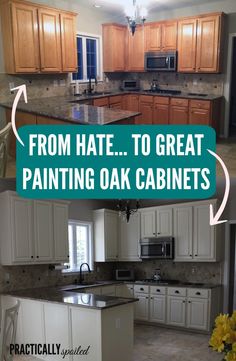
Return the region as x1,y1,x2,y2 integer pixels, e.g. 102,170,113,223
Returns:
20,299,45,344
150,295,166,324
167,296,186,327
101,285,116,296
119,212,141,261
0,191,69,265
141,207,172,238
53,203,69,262
187,297,209,330
134,293,149,321
34,200,53,262
93,209,119,262
174,206,193,261
44,303,70,360
193,204,215,261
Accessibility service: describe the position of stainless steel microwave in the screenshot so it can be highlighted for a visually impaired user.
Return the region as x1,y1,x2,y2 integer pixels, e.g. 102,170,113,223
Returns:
140,237,174,259
145,51,177,72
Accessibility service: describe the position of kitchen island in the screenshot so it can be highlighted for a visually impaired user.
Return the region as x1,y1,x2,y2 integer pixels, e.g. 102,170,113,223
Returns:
1,285,138,361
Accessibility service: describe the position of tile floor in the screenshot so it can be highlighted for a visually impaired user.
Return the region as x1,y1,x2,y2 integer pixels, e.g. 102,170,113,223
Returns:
13,325,222,361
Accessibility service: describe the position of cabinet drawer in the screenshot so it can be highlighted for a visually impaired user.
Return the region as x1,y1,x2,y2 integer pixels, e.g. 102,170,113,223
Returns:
134,284,149,294
139,95,153,103
150,286,166,295
171,98,189,107
168,287,186,297
187,288,209,299
109,95,123,104
190,99,211,110
154,96,169,105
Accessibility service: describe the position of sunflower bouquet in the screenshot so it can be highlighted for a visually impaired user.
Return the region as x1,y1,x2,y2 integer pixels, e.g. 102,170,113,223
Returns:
209,312,236,361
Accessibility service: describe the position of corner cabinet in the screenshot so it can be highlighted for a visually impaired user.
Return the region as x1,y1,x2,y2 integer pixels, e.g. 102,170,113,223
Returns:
0,0,77,74
102,23,126,72
93,209,119,262
0,191,69,265
178,13,224,73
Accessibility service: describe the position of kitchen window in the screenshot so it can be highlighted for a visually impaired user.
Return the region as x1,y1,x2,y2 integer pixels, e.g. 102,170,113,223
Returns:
71,33,102,82
64,220,93,272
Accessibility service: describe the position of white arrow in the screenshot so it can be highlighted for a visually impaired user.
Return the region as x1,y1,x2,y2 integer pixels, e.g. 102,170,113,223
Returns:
207,149,230,226
11,84,28,147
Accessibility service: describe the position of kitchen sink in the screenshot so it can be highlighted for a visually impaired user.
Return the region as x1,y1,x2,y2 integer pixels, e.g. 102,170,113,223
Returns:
90,91,112,96
188,92,208,97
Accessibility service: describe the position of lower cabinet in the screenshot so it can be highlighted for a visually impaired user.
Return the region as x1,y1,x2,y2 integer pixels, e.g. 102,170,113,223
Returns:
167,296,186,327
187,297,209,330
134,292,149,321
150,295,166,324
101,285,116,296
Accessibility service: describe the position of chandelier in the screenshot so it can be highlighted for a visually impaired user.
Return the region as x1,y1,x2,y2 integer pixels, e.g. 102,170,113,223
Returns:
117,200,140,223
125,0,147,36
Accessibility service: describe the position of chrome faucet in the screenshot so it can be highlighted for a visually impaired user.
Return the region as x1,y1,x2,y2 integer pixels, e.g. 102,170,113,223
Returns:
88,76,98,94
79,262,91,284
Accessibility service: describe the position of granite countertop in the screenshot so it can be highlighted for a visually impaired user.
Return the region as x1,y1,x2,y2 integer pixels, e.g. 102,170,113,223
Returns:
0,96,140,125
133,281,221,289
2,285,138,310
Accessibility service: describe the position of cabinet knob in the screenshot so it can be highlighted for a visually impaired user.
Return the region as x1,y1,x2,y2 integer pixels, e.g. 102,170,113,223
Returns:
67,255,69,258
157,232,161,235
140,287,144,291
156,289,160,292
36,256,39,258
195,254,198,257
31,256,33,259
175,290,179,294
189,254,192,257
196,292,201,296
183,300,186,303
146,297,149,299
188,301,191,303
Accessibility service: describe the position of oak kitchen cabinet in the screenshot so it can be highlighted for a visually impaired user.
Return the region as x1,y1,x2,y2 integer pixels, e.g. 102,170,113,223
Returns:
189,99,211,125
0,191,69,265
170,97,189,124
140,206,173,238
178,13,224,73
93,209,119,262
153,96,169,124
127,25,145,72
102,23,126,72
93,97,109,107
0,0,77,74
145,21,178,52
138,95,153,124
109,95,124,109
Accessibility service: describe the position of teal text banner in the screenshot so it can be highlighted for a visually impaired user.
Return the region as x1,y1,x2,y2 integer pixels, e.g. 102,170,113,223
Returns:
16,125,216,199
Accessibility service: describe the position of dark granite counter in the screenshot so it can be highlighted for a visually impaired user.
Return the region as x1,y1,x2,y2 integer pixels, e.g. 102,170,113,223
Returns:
133,281,221,289
0,96,140,125
2,285,138,310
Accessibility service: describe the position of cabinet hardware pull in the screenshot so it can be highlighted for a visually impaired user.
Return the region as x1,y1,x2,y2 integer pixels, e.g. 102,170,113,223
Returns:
196,292,201,295
183,300,185,303
188,301,191,303
31,256,33,258
36,256,39,258
195,254,198,257
156,289,160,292
140,288,144,291
189,254,192,257
175,290,179,294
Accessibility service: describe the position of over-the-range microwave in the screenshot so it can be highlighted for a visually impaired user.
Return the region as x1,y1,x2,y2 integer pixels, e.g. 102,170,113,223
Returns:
140,237,174,259
145,51,177,72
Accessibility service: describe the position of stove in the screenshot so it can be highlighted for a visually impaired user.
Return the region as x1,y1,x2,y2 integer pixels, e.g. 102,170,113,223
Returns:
146,89,182,96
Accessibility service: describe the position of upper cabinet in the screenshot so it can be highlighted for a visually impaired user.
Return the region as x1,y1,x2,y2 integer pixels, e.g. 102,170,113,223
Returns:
0,0,77,74
119,212,141,262
0,191,69,265
141,207,173,238
127,25,145,72
178,13,224,73
102,23,126,72
145,21,177,52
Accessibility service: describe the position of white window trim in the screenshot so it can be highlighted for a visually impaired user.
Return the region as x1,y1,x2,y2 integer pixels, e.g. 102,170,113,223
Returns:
70,31,103,84
63,219,94,274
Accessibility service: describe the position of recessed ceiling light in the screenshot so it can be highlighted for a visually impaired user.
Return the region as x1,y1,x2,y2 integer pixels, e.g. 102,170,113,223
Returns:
94,4,101,8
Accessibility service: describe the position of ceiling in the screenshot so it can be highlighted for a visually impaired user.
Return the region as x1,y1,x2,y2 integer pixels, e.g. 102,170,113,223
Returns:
80,0,223,16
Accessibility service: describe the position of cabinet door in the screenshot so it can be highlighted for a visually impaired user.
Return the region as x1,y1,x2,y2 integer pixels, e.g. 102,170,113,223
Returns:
38,8,62,72
178,19,197,72
103,24,126,72
170,106,189,124
193,204,215,261
134,293,149,321
44,303,70,360
167,296,186,327
138,101,153,124
119,212,141,261
53,203,69,262
60,13,77,72
189,108,211,125
101,285,116,296
162,21,177,51
127,26,144,71
11,2,40,73
156,208,173,237
196,15,220,73
187,298,209,330
105,211,118,261
174,206,193,261
141,210,156,238
122,284,134,298
20,299,45,344
11,196,33,263
126,95,139,112
150,295,166,324
34,200,53,261
93,97,109,107
153,104,169,124
145,23,162,51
